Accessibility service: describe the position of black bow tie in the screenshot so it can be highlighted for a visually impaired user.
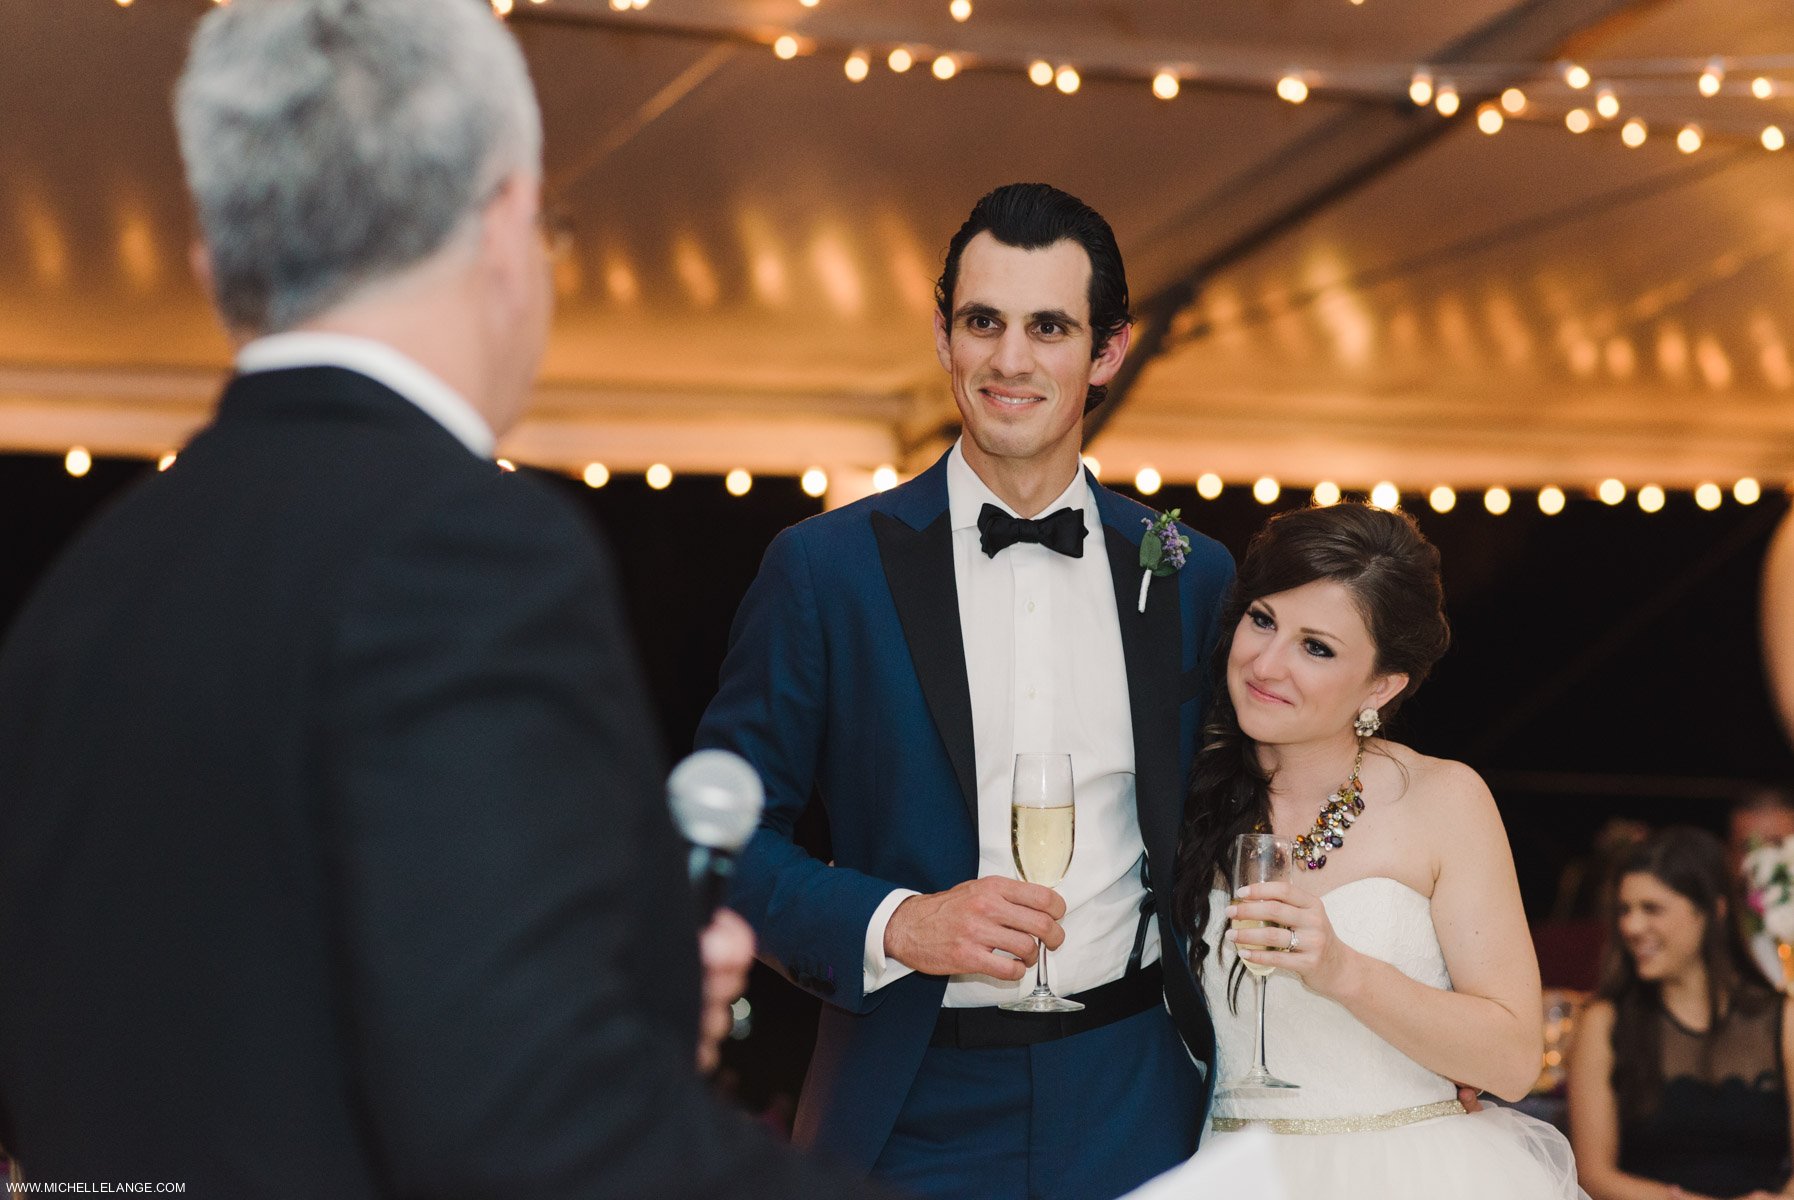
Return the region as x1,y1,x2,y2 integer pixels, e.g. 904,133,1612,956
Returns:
977,503,1087,559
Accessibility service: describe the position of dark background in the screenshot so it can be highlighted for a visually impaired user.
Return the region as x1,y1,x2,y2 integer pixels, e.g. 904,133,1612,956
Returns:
7,451,1791,1114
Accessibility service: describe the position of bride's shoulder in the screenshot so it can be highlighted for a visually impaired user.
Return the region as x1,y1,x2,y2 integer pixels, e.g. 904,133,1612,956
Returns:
1375,743,1490,800
1375,743,1500,823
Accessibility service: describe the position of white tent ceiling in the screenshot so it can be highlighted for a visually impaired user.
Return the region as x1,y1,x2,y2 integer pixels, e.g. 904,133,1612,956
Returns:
3,0,1792,503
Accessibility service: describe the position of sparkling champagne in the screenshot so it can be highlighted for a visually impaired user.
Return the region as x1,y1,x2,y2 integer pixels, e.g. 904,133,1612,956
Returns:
1233,917,1277,976
1012,804,1074,887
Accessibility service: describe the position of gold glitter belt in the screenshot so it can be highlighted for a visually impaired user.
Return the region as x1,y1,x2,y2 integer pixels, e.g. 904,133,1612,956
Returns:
1211,1098,1466,1135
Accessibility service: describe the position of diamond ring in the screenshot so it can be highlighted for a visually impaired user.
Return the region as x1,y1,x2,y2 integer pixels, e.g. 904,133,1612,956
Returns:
1287,929,1302,953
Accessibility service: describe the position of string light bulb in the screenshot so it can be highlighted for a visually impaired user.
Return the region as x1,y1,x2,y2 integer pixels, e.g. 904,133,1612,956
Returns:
1698,58,1724,98
1028,60,1053,87
1565,108,1591,134
608,0,629,9
1409,72,1433,106
1253,477,1282,505
1312,481,1341,507
1765,126,1787,152
1500,87,1526,114
1594,88,1619,119
844,52,869,82
801,468,829,498
1483,487,1511,516
1055,66,1080,94
115,0,133,7
725,469,753,497
1371,481,1400,509
887,47,913,73
1621,118,1647,147
949,0,972,19
1276,73,1309,104
1538,486,1566,516
1477,105,1503,135
1152,71,1180,101
931,55,958,80
1753,76,1775,101
496,458,516,472
646,463,673,490
1434,85,1460,117
157,452,176,472
1135,466,1162,496
1564,63,1591,90
1427,485,1455,513
1196,473,1223,500
1694,482,1722,511
582,463,610,488
492,0,513,13
1638,484,1665,513
1736,478,1762,505
773,36,800,60
1082,455,1102,479
873,466,899,492
65,447,92,478
1677,124,1703,154
1598,478,1626,506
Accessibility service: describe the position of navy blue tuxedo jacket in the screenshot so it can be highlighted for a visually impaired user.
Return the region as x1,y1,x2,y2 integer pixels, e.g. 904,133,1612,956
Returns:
697,450,1234,1170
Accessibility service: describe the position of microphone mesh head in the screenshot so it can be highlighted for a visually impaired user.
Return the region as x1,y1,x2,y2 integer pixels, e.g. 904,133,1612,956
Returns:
667,749,764,853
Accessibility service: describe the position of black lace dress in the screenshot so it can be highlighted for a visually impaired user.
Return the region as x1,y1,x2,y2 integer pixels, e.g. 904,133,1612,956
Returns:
1618,990,1791,1196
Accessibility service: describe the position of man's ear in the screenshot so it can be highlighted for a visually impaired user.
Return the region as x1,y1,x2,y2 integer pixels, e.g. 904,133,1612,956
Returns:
933,307,953,373
477,171,539,302
188,239,214,299
1089,322,1132,387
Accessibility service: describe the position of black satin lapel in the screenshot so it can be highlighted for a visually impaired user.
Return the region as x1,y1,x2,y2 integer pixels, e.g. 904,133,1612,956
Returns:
1104,527,1183,881
873,511,978,820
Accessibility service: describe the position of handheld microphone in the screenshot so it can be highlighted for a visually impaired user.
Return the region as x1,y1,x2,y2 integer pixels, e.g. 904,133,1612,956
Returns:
667,749,764,919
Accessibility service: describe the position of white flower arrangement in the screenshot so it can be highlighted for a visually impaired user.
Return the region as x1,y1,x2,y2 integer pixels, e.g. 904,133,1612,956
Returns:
1743,834,1794,946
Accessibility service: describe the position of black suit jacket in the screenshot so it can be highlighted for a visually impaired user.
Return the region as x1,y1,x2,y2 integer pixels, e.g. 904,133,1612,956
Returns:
0,367,876,1198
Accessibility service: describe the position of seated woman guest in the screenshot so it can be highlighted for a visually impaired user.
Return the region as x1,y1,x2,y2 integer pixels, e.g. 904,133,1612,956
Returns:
1569,828,1794,1199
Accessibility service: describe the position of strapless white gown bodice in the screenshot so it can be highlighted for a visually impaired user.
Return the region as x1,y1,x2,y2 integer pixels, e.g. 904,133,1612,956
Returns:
1174,877,1588,1199
1202,876,1457,1121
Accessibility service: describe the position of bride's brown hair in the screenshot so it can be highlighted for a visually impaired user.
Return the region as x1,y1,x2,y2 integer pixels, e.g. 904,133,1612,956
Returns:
1172,503,1451,981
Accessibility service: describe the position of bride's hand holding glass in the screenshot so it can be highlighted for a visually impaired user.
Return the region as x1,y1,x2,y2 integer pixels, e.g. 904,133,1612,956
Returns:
1226,881,1355,999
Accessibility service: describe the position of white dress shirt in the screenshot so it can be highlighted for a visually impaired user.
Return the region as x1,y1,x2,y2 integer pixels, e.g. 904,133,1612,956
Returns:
235,332,496,460
864,440,1157,1005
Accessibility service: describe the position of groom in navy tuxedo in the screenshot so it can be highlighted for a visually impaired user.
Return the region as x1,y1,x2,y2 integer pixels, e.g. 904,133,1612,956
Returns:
698,184,1234,1199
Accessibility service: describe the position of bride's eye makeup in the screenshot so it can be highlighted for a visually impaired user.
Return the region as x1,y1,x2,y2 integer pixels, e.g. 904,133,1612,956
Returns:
1303,638,1335,659
1247,607,1274,629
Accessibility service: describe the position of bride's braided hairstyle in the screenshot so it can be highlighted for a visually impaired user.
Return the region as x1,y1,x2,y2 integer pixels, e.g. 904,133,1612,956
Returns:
1173,503,1451,988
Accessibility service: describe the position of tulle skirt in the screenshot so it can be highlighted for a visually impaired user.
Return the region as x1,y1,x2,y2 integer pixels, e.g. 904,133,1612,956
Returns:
1198,1106,1588,1199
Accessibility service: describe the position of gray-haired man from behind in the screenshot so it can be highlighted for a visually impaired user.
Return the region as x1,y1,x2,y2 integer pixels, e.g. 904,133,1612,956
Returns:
0,1,888,1195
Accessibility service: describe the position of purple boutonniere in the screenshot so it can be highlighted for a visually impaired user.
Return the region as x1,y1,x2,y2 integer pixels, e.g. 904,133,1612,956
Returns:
1137,509,1190,613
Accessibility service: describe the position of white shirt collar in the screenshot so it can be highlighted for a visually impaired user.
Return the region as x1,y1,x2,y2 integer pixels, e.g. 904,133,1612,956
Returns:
234,332,496,459
947,438,1091,532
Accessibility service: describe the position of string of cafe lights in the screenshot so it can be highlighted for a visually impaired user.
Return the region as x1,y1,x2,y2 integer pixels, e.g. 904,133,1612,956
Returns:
1105,463,1770,518
106,4,1786,151
487,0,1792,154
49,444,1778,519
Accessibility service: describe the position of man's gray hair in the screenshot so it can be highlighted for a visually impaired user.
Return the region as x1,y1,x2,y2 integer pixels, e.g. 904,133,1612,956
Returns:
175,0,543,334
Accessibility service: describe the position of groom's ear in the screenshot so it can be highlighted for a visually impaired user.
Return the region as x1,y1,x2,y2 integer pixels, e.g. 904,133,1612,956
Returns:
933,308,953,373
1088,322,1132,388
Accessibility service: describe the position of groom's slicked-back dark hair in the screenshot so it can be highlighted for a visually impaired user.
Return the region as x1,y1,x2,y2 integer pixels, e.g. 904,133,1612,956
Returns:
934,182,1133,409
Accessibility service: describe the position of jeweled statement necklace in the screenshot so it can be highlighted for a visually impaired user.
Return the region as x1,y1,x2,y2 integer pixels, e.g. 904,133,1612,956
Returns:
1293,747,1365,871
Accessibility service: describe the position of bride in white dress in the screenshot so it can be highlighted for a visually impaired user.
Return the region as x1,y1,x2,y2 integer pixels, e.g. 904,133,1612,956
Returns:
1171,503,1585,1198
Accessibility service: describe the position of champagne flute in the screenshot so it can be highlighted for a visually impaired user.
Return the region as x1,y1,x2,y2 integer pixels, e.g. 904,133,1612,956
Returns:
1218,832,1301,1095
999,753,1082,1013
